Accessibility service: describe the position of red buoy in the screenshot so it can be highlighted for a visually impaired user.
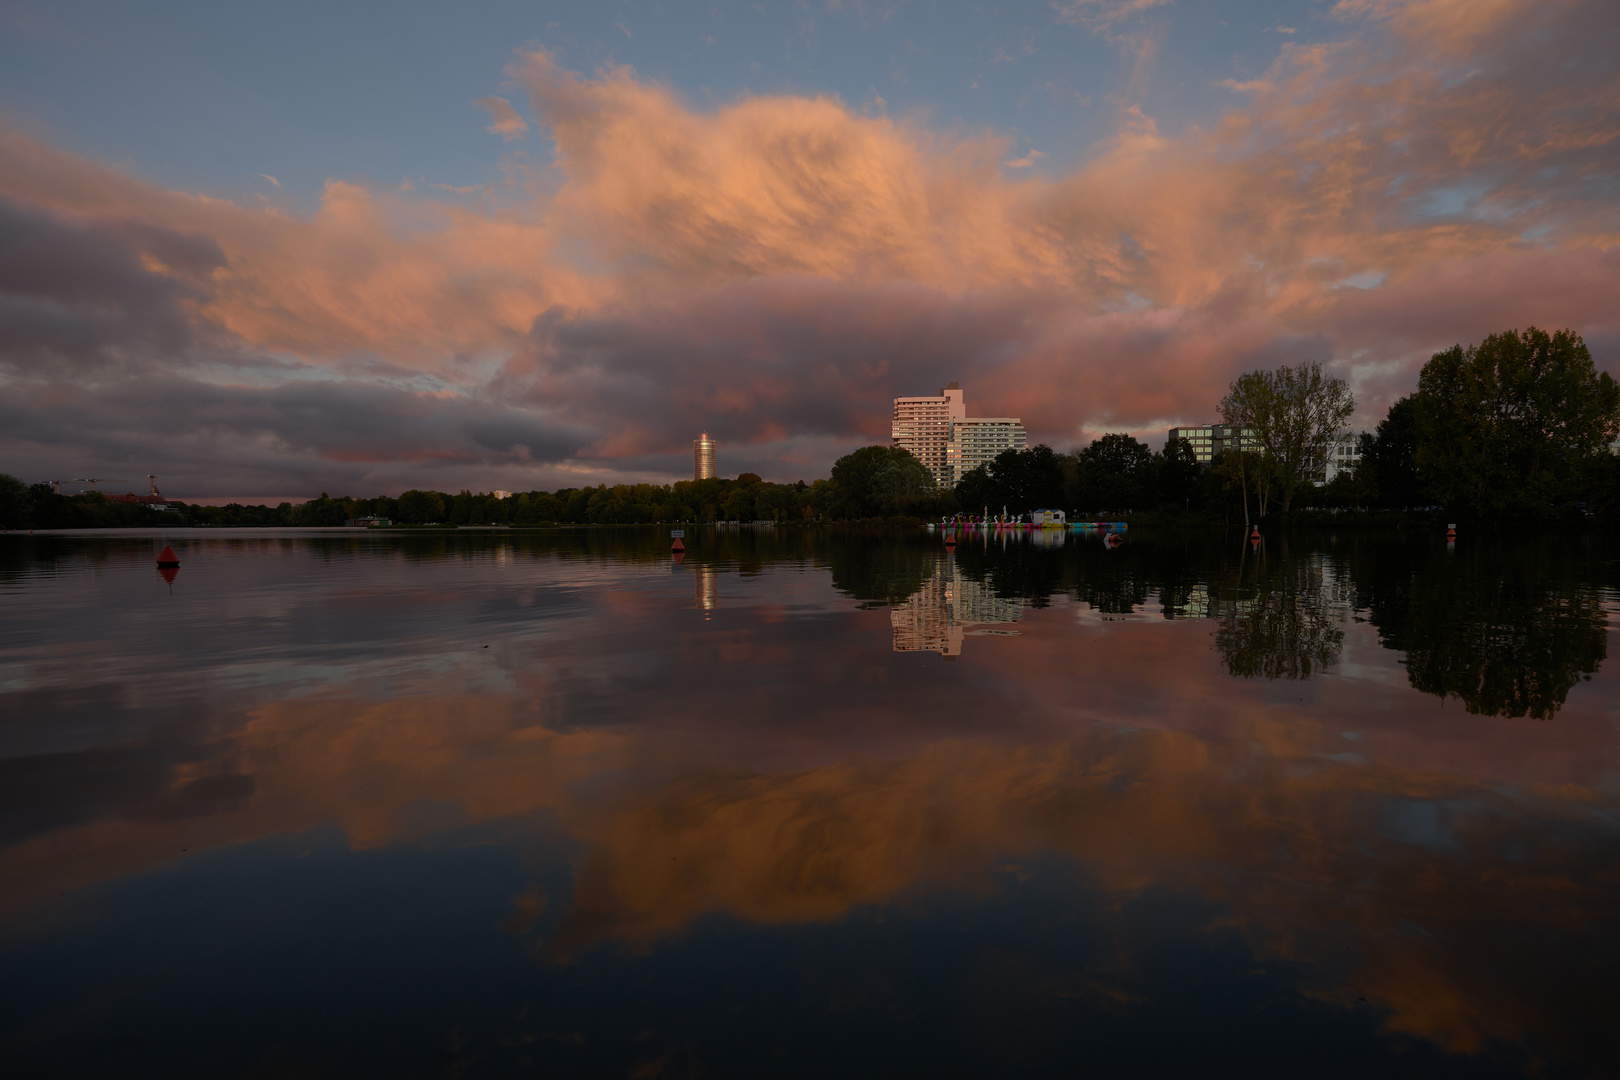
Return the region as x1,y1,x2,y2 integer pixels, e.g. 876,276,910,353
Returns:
1250,526,1260,540
671,537,685,552
156,545,180,568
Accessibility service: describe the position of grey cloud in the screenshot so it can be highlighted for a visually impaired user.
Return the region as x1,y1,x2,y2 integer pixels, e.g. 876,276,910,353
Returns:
505,275,1344,464
0,195,222,374
506,276,1052,456
0,374,597,499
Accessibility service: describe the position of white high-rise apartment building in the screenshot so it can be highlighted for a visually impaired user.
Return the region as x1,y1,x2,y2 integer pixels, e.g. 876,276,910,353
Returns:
892,383,1026,487
947,418,1026,482
892,383,965,487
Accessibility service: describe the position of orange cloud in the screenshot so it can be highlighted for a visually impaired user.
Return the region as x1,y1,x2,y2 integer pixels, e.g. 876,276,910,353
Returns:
0,0,1614,488
0,681,1610,1061
475,94,529,141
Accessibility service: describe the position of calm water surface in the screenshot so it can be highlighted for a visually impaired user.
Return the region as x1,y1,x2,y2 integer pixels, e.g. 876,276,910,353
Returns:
1,527,1617,1078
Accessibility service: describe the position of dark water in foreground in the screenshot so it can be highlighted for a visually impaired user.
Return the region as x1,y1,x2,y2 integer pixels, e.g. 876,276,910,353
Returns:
1,526,1617,1078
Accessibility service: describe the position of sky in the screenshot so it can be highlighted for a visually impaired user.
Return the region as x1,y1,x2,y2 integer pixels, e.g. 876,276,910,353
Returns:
0,0,1616,500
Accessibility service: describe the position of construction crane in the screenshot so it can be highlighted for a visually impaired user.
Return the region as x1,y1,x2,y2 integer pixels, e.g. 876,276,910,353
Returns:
63,478,128,493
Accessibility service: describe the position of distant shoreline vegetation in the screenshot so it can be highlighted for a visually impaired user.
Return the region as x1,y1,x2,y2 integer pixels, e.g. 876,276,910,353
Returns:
4,328,1616,532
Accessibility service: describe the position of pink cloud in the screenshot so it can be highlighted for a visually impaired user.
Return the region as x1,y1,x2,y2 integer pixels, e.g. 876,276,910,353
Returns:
474,95,529,141
0,0,1615,493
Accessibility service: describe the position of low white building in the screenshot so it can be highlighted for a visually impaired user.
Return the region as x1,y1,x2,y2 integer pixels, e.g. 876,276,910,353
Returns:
1321,432,1365,484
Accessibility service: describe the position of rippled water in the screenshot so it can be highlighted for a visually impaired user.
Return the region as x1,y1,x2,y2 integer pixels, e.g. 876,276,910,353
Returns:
2,527,1617,1077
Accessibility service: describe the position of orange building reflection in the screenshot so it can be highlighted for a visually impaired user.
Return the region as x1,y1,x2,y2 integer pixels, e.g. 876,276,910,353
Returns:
890,554,1022,657
695,562,718,613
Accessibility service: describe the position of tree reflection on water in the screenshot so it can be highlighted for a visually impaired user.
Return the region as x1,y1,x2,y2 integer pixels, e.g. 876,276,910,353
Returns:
875,528,1615,713
1364,538,1612,719
1209,540,1352,681
2,526,1617,1076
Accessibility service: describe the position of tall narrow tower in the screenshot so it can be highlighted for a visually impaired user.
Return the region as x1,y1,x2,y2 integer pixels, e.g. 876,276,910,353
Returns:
693,432,716,480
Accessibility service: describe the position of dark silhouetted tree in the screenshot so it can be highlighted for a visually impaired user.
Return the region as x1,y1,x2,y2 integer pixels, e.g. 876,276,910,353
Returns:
1414,327,1620,519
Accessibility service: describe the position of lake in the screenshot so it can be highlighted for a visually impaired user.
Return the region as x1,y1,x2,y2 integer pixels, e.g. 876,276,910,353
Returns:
1,526,1617,1078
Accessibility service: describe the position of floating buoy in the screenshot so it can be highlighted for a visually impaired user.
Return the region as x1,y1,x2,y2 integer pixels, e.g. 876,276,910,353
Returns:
156,545,180,568
671,537,685,552
1250,526,1260,540
1445,523,1456,539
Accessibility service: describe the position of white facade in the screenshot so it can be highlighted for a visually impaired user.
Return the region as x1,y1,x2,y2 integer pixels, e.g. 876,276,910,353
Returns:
892,383,1025,487
947,418,1027,482
891,556,1023,658
892,384,966,488
1321,431,1364,484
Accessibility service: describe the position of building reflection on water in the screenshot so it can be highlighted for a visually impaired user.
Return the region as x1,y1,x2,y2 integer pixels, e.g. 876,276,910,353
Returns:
696,562,718,614
2,529,1618,1075
891,553,1023,658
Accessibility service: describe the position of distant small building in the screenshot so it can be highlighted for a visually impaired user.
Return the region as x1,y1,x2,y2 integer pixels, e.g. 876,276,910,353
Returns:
491,490,511,500
694,432,716,480
346,516,392,527
105,473,172,510
1166,424,1260,465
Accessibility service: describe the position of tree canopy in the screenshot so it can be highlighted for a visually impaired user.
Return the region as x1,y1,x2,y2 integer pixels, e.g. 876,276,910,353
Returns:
1413,327,1620,519
827,445,940,519
1220,361,1354,517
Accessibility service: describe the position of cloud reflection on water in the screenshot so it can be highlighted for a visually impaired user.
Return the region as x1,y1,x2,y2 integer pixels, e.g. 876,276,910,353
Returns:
0,528,1617,1070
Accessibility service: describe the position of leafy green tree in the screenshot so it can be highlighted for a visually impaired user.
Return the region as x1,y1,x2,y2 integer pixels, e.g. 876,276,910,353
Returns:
953,465,999,515
1151,436,1202,512
870,454,934,515
289,493,353,526
1075,434,1153,512
1219,371,1274,523
397,489,446,524
721,484,756,521
562,488,594,522
987,444,1066,515
1362,396,1421,509
0,473,28,528
1222,361,1354,517
828,446,931,518
1322,463,1377,510
1413,327,1620,519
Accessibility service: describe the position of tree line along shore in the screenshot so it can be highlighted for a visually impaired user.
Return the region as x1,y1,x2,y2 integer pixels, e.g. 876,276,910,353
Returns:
4,328,1617,531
